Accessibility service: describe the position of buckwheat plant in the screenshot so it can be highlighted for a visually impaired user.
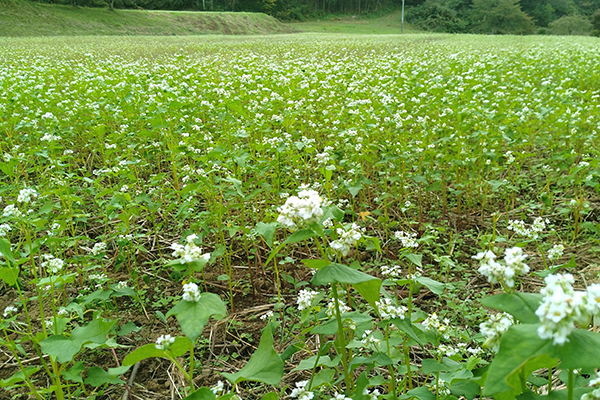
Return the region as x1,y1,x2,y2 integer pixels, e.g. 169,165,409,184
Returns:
473,247,529,292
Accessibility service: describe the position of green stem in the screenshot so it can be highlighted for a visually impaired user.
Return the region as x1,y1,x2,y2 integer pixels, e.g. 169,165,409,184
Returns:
567,369,574,400
547,366,552,394
332,283,352,394
189,342,195,392
403,340,413,390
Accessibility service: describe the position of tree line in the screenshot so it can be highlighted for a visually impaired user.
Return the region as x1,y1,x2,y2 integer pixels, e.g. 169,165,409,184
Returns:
27,0,600,35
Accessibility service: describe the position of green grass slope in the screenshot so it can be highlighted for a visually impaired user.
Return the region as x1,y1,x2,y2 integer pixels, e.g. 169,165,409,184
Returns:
288,11,418,34
0,0,294,36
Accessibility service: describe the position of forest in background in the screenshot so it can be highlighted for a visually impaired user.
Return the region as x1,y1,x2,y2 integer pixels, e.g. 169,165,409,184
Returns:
20,0,600,35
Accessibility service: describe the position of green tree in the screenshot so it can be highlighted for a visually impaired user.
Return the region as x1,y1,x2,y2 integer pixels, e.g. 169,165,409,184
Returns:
548,14,592,35
470,0,535,34
592,9,600,35
407,0,469,32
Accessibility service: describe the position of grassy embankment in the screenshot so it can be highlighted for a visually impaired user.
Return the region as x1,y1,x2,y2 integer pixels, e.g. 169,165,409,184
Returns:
0,0,414,36
0,0,294,36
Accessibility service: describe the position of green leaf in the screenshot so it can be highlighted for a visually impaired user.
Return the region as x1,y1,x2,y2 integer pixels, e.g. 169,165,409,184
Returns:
292,355,342,371
398,386,435,400
167,293,227,342
84,366,124,387
450,379,481,400
107,365,131,376
550,329,600,370
118,322,142,337
483,324,557,397
260,392,279,400
390,318,423,345
0,239,16,265
123,337,192,366
283,228,317,245
0,367,41,388
346,183,363,197
40,335,82,363
0,267,19,286
480,293,543,324
71,317,117,346
301,259,329,270
405,253,422,267
421,358,461,374
62,361,85,383
221,323,284,385
311,263,381,307
414,276,445,295
182,388,217,400
255,222,278,247
306,368,335,389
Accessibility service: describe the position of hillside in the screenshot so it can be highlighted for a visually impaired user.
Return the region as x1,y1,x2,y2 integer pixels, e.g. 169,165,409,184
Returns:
0,0,294,36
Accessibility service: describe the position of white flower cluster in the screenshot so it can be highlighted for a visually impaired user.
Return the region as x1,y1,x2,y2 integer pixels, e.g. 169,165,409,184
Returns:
473,247,529,288
430,378,451,396
547,244,564,261
363,388,381,400
116,281,129,290
0,223,11,237
91,242,107,255
276,188,323,231
182,283,201,302
41,254,65,274
17,188,38,204
330,223,364,256
155,334,175,350
479,312,514,352
507,216,549,240
3,204,22,218
3,305,18,318
422,313,449,339
381,264,402,279
536,274,600,345
394,230,418,248
359,330,381,351
210,380,224,395
297,289,319,311
171,234,210,264
375,297,407,320
326,297,352,318
290,380,314,400
581,373,600,400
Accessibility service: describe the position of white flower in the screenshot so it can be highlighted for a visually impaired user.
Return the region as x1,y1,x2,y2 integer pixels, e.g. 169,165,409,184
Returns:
547,244,564,261
297,289,319,311
381,264,402,279
326,297,351,318
479,313,514,352
330,223,364,256
171,234,211,265
91,242,107,255
376,297,407,320
210,380,224,394
290,380,314,400
3,204,22,218
155,334,175,350
394,230,418,248
116,281,129,290
276,188,323,231
182,283,201,302
0,223,11,237
536,273,593,345
17,188,38,204
474,248,529,288
41,254,65,274
3,305,18,318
